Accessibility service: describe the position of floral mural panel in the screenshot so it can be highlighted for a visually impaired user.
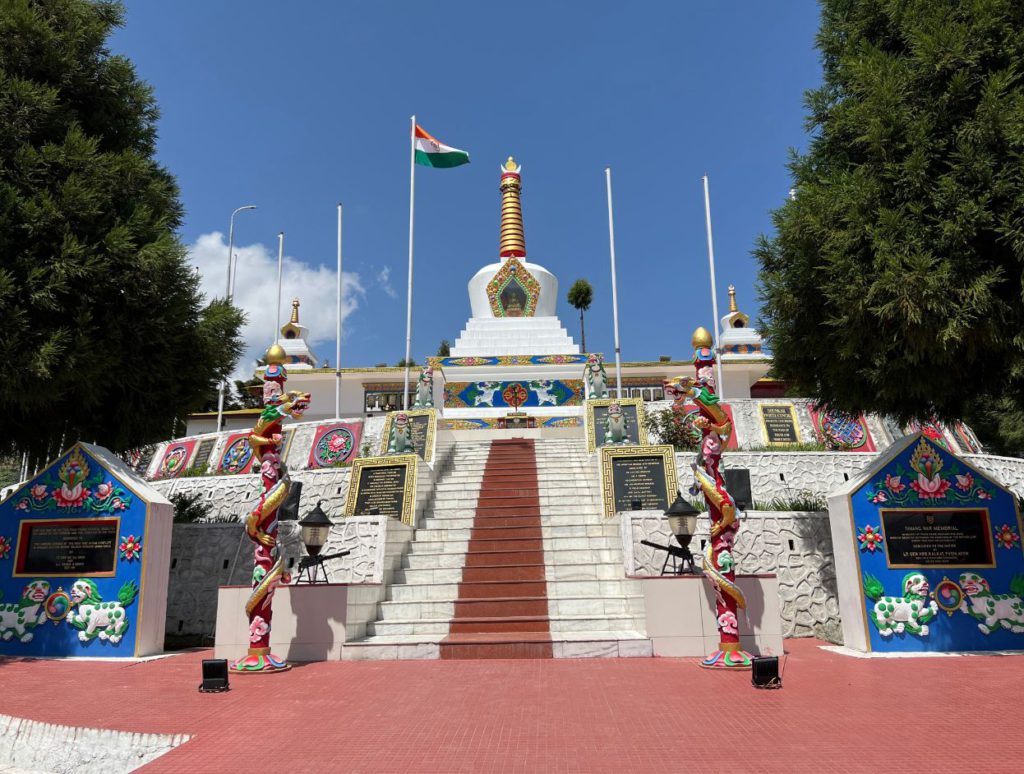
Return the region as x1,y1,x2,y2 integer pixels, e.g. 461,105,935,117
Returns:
307,422,363,469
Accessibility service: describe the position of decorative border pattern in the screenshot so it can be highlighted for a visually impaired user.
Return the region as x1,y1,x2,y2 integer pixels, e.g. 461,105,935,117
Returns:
344,455,419,526
377,409,438,463
485,256,540,317
584,398,649,453
444,416,582,430
598,444,678,519
808,407,876,452
429,354,592,368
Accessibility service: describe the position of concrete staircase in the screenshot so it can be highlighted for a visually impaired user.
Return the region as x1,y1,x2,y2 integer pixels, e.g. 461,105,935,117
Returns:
343,437,651,660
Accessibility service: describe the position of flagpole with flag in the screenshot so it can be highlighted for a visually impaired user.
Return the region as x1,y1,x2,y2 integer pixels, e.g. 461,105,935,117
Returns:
402,119,471,409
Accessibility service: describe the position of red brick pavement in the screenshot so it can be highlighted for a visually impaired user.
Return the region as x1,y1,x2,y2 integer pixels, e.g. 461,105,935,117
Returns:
0,639,1020,773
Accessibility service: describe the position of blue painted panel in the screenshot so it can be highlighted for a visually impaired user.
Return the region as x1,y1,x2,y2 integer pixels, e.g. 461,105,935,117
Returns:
850,437,1024,652
0,446,148,657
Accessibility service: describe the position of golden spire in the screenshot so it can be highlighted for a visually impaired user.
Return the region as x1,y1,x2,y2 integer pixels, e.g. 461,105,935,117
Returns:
728,285,737,313
499,156,525,259
290,297,300,324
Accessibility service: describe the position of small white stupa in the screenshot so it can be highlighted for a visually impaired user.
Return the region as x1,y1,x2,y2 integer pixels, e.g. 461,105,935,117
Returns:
450,156,579,357
275,298,319,369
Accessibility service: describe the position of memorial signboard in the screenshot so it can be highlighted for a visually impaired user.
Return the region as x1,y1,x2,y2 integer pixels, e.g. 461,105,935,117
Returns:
191,437,217,472
827,433,1024,654
14,518,119,577
345,455,419,526
585,398,648,453
0,443,173,658
599,445,678,518
880,509,994,568
759,404,801,445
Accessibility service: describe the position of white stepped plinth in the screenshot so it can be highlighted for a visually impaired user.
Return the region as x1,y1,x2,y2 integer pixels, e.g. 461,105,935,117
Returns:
451,316,579,357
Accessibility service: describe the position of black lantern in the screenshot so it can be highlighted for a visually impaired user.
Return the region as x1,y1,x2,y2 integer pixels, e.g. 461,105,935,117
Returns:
299,500,332,557
663,492,700,574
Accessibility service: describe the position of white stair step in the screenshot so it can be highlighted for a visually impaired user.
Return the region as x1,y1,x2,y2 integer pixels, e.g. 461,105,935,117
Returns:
388,578,636,602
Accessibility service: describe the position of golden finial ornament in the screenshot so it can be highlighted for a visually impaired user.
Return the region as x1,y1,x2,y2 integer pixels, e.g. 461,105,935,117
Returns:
498,154,525,258
728,285,737,313
692,327,714,349
290,298,300,324
265,343,287,365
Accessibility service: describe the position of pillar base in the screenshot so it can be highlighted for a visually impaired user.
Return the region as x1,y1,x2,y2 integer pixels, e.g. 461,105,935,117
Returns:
700,642,752,670
229,647,291,674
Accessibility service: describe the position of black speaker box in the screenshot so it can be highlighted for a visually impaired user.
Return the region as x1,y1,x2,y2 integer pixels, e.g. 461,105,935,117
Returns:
199,658,230,693
751,656,781,689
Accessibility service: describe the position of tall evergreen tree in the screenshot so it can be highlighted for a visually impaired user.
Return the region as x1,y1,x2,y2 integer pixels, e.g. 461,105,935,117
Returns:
755,0,1024,435
0,0,244,459
567,279,593,354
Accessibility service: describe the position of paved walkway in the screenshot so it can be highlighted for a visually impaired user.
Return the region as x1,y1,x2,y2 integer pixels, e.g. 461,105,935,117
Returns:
1,639,1021,773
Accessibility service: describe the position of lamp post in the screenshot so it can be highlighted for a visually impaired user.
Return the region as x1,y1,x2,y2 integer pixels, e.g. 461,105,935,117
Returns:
296,500,349,584
216,204,258,432
664,492,700,574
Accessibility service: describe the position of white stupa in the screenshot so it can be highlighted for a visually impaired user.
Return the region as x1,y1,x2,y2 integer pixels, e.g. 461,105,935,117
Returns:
450,156,579,357
274,298,319,369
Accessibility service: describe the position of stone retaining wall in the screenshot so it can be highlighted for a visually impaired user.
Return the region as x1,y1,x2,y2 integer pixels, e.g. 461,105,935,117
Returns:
624,510,841,642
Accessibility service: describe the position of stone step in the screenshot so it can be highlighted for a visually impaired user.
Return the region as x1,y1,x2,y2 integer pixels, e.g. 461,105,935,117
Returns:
388,578,638,602
394,560,626,584
420,512,612,530
426,504,603,518
365,614,644,637
343,632,653,661
407,537,620,559
378,594,643,620
403,544,618,569
417,523,617,542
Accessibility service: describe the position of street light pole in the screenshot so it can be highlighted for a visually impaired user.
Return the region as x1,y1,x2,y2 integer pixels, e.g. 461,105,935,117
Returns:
217,204,257,433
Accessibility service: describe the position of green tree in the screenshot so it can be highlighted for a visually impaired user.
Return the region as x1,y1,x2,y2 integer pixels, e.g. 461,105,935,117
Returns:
567,278,593,353
0,0,243,459
437,339,451,357
396,357,417,368
755,0,1024,441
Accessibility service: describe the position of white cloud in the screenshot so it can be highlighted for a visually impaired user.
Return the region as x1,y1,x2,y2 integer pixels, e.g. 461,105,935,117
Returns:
188,232,364,379
377,266,398,299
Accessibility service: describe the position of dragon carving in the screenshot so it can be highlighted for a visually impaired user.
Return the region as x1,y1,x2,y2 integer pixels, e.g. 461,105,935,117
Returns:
663,327,751,669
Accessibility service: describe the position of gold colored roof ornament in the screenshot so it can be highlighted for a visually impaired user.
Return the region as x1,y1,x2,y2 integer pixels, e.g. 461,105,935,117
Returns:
265,343,288,365
498,154,525,258
692,327,714,349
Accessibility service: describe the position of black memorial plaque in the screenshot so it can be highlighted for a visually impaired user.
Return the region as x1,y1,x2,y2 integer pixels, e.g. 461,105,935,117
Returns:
408,414,431,459
761,405,799,444
593,404,642,447
16,519,119,575
353,464,408,518
191,437,216,471
881,509,994,567
611,454,669,512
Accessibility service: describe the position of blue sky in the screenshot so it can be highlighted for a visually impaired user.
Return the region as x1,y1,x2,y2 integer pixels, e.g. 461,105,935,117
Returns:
112,1,822,373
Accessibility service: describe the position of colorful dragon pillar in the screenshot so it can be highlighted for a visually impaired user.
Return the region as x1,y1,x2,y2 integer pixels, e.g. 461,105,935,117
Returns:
230,343,310,674
664,327,752,669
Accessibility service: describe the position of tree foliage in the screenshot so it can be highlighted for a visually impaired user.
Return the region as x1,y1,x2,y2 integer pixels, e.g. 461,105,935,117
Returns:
567,278,593,353
0,0,243,459
437,339,451,357
755,0,1024,432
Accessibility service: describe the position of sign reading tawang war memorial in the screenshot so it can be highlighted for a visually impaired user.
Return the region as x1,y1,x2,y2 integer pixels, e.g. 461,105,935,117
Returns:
828,434,1024,654
0,444,172,657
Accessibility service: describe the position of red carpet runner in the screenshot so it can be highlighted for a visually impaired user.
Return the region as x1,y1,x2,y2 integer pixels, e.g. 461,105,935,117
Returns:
440,439,553,659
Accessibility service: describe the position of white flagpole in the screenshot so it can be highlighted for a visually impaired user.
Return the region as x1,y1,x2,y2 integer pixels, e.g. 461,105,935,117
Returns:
605,167,623,397
275,231,284,345
702,175,725,394
336,203,343,419
402,115,416,410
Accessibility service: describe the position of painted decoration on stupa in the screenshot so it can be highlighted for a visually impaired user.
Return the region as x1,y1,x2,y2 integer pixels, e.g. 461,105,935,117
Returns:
217,432,256,475
848,435,1024,653
444,379,583,409
156,440,197,479
809,407,876,452
430,354,589,368
486,257,540,318
308,422,362,469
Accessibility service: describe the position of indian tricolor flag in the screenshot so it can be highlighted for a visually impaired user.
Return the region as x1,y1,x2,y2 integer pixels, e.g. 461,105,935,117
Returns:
414,124,470,169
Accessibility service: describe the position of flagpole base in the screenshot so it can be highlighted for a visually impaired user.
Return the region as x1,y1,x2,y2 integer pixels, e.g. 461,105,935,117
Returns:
229,647,291,674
